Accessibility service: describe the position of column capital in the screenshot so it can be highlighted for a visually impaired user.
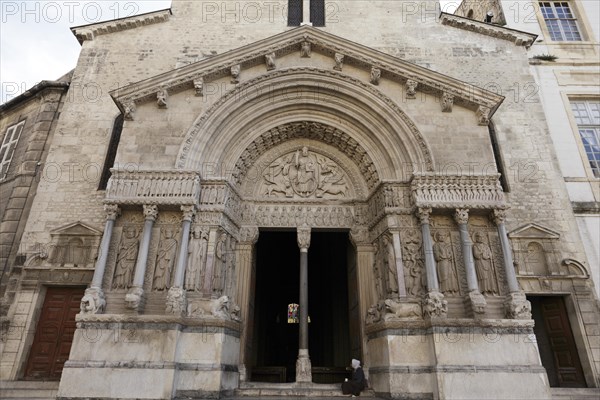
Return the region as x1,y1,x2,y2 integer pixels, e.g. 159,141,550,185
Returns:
181,205,196,222
492,208,507,225
105,204,121,221
239,226,260,245
416,207,432,225
297,227,311,250
454,208,470,225
349,227,369,246
143,205,159,221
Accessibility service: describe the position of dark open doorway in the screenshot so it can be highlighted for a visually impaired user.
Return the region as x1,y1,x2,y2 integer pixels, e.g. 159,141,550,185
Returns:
250,230,353,383
529,296,587,388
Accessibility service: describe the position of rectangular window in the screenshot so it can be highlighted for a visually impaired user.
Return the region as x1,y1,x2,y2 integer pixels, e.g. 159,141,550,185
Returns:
288,0,303,26
539,2,582,41
0,120,25,180
571,100,600,178
310,0,325,27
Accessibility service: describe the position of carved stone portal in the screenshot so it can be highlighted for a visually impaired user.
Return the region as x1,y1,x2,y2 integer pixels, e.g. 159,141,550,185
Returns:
261,147,348,199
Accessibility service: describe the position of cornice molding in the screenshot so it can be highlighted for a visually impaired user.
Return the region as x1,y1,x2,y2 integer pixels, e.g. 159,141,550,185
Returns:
70,9,172,44
109,26,504,118
440,13,537,48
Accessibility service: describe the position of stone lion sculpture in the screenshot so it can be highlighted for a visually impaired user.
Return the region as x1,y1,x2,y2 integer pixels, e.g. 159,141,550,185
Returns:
80,291,106,315
384,299,422,320
187,295,233,320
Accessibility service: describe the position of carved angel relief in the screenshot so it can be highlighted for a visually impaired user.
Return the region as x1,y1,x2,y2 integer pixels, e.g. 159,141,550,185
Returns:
261,147,348,199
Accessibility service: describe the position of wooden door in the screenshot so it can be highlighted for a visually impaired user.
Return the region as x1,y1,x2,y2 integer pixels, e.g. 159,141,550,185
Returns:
531,296,586,388
24,287,84,380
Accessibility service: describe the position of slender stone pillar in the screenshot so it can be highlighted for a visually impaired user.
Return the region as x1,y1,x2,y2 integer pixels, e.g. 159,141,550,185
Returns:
301,0,312,25
454,209,486,316
416,207,447,318
80,205,120,315
125,205,158,312
202,228,219,295
237,227,259,382
166,205,196,315
492,209,532,319
391,230,407,297
296,227,312,383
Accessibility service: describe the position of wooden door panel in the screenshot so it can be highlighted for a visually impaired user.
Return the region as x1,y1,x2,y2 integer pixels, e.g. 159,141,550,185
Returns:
25,287,85,380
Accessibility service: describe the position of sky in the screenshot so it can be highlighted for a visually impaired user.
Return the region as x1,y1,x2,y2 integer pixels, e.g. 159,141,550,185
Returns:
0,1,459,104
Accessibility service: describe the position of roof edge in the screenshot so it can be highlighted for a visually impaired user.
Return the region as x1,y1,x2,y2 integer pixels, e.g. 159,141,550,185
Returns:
0,81,70,113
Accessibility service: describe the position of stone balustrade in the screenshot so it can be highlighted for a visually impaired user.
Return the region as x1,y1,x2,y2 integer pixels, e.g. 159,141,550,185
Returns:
104,169,201,206
411,173,505,209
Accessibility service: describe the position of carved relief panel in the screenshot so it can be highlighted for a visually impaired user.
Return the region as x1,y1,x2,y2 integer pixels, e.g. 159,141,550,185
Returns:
106,211,144,291
469,215,505,296
399,220,427,297
508,224,562,277
45,222,102,269
431,216,462,296
148,212,181,292
185,225,209,292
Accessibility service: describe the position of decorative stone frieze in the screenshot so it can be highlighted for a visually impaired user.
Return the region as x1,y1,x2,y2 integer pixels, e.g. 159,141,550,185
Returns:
411,173,505,209
440,13,537,48
105,169,201,206
247,204,356,228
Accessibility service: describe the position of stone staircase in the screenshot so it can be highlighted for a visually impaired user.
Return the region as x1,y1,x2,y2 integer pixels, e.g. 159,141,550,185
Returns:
0,381,58,400
551,388,600,400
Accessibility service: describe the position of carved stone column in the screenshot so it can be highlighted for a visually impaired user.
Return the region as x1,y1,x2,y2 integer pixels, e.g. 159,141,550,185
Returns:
417,208,447,318
237,226,259,382
296,226,312,383
202,228,219,295
125,205,158,312
301,0,311,26
390,230,407,297
454,209,486,317
166,206,196,315
81,205,120,315
492,209,532,319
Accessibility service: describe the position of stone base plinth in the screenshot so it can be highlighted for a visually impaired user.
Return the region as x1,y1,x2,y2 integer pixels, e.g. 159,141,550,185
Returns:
57,314,241,400
366,319,551,400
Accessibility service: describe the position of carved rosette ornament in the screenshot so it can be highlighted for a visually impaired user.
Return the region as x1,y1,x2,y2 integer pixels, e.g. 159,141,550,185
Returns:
370,67,382,85
239,226,259,245
454,209,469,225
80,287,106,315
477,106,492,126
123,100,136,121
333,53,344,71
297,227,311,250
422,291,448,318
441,92,454,112
193,77,204,97
301,41,311,58
504,292,532,319
416,207,432,225
143,205,159,221
265,52,277,70
166,287,187,315
231,64,241,84
406,79,418,99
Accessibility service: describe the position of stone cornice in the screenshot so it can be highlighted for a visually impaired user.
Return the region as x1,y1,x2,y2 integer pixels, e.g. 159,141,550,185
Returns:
110,26,504,118
440,13,537,48
70,9,172,44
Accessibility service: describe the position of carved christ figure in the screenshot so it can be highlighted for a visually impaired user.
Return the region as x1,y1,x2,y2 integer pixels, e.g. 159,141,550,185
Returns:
433,231,459,295
472,232,498,295
293,146,317,197
113,226,139,289
153,228,178,291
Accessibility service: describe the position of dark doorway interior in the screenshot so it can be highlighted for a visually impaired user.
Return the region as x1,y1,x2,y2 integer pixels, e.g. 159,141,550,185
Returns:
530,296,587,388
251,231,352,383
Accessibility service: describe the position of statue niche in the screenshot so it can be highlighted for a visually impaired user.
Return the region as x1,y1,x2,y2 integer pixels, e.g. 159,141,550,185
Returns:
261,147,348,199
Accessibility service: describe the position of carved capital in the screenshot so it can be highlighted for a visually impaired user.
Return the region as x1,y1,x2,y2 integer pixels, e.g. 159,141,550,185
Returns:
349,228,369,246
406,79,418,99
297,227,311,250
442,92,454,112
157,87,168,109
143,205,159,221
477,106,491,126
492,208,507,225
454,208,469,225
105,204,121,221
301,41,311,58
80,287,106,315
231,64,241,84
416,207,432,225
123,100,136,121
166,287,187,316
181,205,196,222
423,291,448,318
125,286,145,312
370,67,381,85
469,291,487,316
193,77,204,97
239,226,259,245
265,52,276,71
333,53,344,71
504,292,532,320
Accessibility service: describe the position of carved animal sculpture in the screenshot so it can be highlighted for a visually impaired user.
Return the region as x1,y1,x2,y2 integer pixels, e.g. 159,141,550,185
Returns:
80,292,105,315
384,299,422,320
187,295,232,320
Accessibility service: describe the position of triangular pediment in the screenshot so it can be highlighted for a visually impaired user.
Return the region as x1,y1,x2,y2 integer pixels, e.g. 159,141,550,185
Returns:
110,26,504,121
50,222,102,237
508,223,560,240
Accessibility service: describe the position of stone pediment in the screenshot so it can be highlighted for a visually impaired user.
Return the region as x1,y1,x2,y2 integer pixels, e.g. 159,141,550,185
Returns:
110,26,504,122
50,222,102,238
508,223,560,240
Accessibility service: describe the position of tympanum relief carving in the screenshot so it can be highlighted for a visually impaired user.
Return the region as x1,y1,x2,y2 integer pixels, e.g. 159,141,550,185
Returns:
261,146,348,199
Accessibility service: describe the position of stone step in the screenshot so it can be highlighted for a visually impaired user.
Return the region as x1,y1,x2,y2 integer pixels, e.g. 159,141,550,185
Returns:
551,387,600,400
233,382,379,398
0,381,58,399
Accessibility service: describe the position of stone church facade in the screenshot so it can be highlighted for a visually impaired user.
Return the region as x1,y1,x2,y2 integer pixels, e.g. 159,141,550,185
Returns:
0,1,598,399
